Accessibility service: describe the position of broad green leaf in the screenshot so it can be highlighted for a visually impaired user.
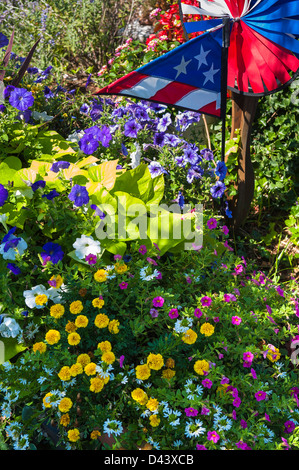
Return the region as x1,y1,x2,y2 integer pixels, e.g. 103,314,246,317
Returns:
0,337,27,364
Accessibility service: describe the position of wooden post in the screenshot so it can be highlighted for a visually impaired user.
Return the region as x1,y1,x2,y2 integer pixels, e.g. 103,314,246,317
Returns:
227,91,259,230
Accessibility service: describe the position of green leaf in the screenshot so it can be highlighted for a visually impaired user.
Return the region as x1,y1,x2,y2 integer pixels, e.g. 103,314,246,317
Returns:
0,337,27,364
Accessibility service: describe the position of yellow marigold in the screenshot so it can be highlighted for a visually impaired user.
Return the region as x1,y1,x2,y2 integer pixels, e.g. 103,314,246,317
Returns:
70,362,83,377
68,332,81,346
92,297,105,308
108,319,120,334
68,428,80,442
200,322,215,337
94,313,110,329
35,294,48,306
69,300,84,314
94,269,108,283
60,413,70,427
77,353,91,368
65,322,76,334
194,359,210,375
74,315,89,328
147,353,164,370
33,342,47,354
114,262,128,274
182,328,198,344
135,364,151,381
101,351,115,364
131,388,148,405
97,340,112,352
45,329,61,345
49,274,63,289
267,346,281,362
162,368,176,380
90,430,101,440
50,304,65,319
58,366,72,381
165,358,175,368
84,362,97,376
90,376,105,393
146,398,159,412
149,415,160,427
43,392,53,408
58,397,73,413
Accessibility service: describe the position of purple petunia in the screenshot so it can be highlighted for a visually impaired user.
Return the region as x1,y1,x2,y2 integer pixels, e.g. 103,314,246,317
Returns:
68,184,89,207
31,180,46,192
124,119,142,138
50,161,71,173
0,32,9,48
98,125,112,148
215,160,227,180
78,132,99,155
40,242,64,265
9,87,34,112
284,420,295,434
7,263,21,275
0,184,8,207
210,180,226,198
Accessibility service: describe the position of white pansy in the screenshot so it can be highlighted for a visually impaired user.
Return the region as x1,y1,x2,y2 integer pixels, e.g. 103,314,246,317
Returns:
73,234,102,260
23,285,49,309
130,143,142,169
0,317,22,338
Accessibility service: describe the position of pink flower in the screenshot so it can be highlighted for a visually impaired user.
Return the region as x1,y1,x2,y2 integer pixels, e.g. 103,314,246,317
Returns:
243,351,254,368
138,245,147,254
194,308,203,318
196,444,207,450
234,264,244,275
284,421,296,434
265,413,271,422
200,296,212,307
119,355,125,368
222,225,229,235
150,308,159,318
185,407,198,417
119,281,128,290
207,218,217,229
207,431,220,443
233,397,242,408
224,293,237,302
232,316,242,325
240,419,247,429
152,296,164,307
255,390,267,401
85,253,97,265
114,254,122,260
202,379,213,389
168,308,179,319
201,407,210,415
147,257,157,265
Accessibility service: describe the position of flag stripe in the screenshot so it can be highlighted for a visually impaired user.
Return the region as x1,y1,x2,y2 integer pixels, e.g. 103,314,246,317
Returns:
120,75,172,99
175,88,221,111
150,81,198,104
105,71,148,95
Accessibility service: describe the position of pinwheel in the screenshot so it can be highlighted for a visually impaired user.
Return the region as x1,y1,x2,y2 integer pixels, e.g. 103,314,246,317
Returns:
179,0,299,96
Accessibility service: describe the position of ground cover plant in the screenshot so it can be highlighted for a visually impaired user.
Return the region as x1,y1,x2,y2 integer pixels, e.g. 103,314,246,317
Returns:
0,0,298,451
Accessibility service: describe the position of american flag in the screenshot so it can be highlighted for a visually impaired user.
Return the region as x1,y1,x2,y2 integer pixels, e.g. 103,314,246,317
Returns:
95,27,224,118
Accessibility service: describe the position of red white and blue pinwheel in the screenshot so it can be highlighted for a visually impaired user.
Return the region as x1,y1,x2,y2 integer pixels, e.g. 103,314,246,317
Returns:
96,0,299,116
179,0,299,95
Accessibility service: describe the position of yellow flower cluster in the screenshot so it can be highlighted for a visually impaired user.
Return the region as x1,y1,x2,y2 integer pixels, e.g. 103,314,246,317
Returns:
146,353,164,370
94,269,108,282
200,322,215,337
97,341,112,352
135,364,151,381
69,300,84,314
114,262,128,274
68,428,80,442
182,328,198,344
49,274,63,289
92,297,105,309
75,315,89,328
45,329,61,345
33,342,47,354
35,294,48,306
90,430,101,440
162,368,175,380
267,346,281,362
194,359,210,375
149,415,160,427
58,397,73,413
68,332,81,346
131,388,148,405
50,304,65,319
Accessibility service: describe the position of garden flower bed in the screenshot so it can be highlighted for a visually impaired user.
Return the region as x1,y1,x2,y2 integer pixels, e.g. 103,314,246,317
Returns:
0,2,299,452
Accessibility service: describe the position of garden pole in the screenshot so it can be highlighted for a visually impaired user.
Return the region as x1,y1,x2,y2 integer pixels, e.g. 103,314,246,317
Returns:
227,91,259,230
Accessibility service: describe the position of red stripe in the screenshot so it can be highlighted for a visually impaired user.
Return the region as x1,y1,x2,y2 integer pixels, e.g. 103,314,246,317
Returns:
151,81,198,104
94,71,148,95
238,21,264,93
224,0,239,17
199,101,221,117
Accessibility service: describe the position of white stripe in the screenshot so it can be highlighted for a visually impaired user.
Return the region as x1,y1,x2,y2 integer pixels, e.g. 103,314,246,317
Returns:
181,1,232,18
175,88,221,111
120,76,172,99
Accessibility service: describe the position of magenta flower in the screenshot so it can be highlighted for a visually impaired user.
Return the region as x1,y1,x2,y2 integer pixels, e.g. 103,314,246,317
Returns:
207,218,217,229
168,308,179,319
150,308,159,318
251,368,257,379
119,281,128,290
185,407,198,417
202,379,213,389
152,296,164,307
232,410,237,420
243,351,254,367
233,397,242,408
234,264,244,275
255,390,267,401
284,421,295,434
139,245,147,254
201,407,210,415
222,225,229,235
119,355,125,368
196,444,207,450
85,253,97,265
224,293,237,302
147,257,157,265
221,377,230,385
240,419,247,429
232,316,242,325
207,431,220,444
200,296,212,307
194,308,203,318
265,413,271,422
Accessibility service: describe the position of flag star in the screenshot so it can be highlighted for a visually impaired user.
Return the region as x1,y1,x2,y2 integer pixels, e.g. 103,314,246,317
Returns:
202,63,220,85
173,56,192,79
195,46,211,70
